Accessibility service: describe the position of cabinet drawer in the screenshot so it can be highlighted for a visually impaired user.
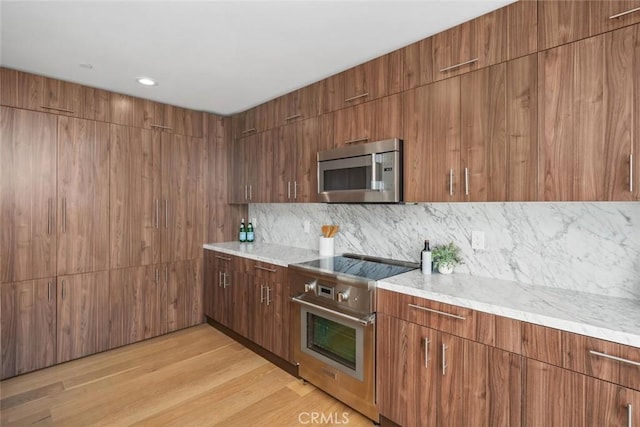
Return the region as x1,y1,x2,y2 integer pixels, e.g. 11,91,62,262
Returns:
563,331,640,391
246,260,285,284
208,251,238,272
376,288,484,340
522,322,563,366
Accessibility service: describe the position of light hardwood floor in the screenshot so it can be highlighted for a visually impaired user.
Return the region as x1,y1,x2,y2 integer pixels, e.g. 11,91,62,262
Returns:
0,325,374,426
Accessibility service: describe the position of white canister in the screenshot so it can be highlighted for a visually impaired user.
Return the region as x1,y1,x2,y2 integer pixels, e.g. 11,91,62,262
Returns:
319,237,335,256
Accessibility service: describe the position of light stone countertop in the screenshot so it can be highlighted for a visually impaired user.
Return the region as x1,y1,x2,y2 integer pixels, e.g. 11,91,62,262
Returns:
203,242,328,267
377,270,640,348
203,242,639,348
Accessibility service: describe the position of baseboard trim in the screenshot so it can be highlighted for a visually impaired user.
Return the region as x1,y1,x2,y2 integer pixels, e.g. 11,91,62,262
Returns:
205,316,298,378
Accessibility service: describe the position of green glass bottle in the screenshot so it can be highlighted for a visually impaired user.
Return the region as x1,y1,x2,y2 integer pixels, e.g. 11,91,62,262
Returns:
246,221,254,242
239,218,247,242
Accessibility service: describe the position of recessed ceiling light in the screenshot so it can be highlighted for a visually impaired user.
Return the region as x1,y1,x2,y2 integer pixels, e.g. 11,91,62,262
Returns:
137,77,158,86
79,63,93,69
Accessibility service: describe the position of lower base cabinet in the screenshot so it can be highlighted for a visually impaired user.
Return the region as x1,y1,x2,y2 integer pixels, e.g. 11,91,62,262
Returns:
377,314,521,427
1,278,57,379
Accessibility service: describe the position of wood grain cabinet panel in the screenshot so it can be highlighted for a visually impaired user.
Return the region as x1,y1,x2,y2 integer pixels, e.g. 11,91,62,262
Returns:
342,51,403,107
167,258,203,333
403,78,461,202
57,117,110,275
274,84,320,125
57,271,110,363
562,331,621,385
522,322,563,366
0,68,19,107
109,93,135,127
539,26,639,201
82,86,111,122
1,278,56,379
506,0,538,60
41,77,83,117
109,125,161,269
1,107,57,283
203,250,238,329
586,377,640,427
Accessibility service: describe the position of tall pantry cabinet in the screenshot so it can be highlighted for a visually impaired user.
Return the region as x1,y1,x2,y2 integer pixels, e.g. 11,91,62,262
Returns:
0,69,206,379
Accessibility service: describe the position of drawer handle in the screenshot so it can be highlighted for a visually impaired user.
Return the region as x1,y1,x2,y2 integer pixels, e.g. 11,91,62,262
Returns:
589,350,640,367
344,92,369,103
408,303,466,321
151,124,172,130
241,128,257,135
442,343,448,375
609,6,640,19
254,265,277,273
628,403,633,427
345,137,369,145
439,57,479,73
215,255,231,261
284,114,302,121
41,105,75,114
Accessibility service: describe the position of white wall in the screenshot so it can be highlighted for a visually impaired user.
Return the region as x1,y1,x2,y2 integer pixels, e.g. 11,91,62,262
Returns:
249,202,640,300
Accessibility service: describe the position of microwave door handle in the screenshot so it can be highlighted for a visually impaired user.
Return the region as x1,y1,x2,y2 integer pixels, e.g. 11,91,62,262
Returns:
371,153,377,190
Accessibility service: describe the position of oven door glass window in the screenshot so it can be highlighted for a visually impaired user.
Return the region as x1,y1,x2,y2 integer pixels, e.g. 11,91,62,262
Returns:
306,313,356,370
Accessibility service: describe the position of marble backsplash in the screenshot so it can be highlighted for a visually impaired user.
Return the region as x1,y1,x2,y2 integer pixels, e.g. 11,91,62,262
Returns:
248,202,640,300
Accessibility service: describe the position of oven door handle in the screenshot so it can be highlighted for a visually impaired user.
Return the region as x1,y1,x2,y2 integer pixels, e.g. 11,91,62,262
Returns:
291,296,374,326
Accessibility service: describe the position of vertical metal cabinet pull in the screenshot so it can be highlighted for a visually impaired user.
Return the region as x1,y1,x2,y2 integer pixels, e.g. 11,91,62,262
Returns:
449,169,454,196
442,343,448,375
164,200,168,229
464,168,469,196
218,271,223,287
266,287,271,306
249,185,252,200
294,181,298,199
260,285,265,303
244,185,248,201
424,338,430,368
630,154,634,193
288,181,291,199
628,403,633,427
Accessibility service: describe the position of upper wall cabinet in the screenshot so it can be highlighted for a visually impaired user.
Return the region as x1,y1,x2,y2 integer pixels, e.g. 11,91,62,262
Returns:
232,103,274,139
539,0,640,51
341,51,403,108
273,83,321,125
333,94,402,148
132,99,204,137
0,69,83,117
538,24,640,201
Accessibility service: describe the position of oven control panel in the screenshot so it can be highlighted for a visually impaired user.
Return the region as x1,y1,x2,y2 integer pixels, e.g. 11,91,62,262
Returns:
295,275,371,315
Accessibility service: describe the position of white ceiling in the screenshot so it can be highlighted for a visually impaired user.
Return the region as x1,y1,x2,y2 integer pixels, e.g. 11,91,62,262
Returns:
0,1,514,116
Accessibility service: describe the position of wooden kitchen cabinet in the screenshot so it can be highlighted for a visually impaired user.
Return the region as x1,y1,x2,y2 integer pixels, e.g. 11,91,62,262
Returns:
274,83,320,125
1,278,57,379
204,250,237,330
57,270,110,363
230,129,275,203
538,0,640,51
161,133,204,262
166,258,203,332
41,77,83,117
342,51,403,108
57,117,110,275
538,25,640,201
109,93,135,127
232,104,273,139
403,77,461,202
82,86,111,123
110,125,161,269
506,0,538,60
333,93,402,148
1,107,57,284
586,377,640,427
109,264,166,348
377,313,521,427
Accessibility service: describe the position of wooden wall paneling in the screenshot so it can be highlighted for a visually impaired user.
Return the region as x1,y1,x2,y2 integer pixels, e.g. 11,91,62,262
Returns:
109,125,161,269
538,42,575,200
0,68,19,107
41,77,83,117
57,117,110,275
109,93,135,127
604,25,638,200
1,278,57,379
522,322,563,366
506,53,538,201
460,63,507,201
1,107,57,283
57,270,110,363
82,86,111,122
506,0,538,60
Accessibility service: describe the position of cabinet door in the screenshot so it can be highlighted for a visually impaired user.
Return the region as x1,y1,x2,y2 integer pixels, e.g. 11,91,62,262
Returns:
403,78,461,202
377,314,438,427
161,134,203,262
539,27,639,201
1,278,56,379
167,258,202,332
523,359,586,427
41,77,83,117
439,332,464,427
587,377,640,426
260,280,287,359
109,265,165,349
275,85,319,125
82,86,111,122
1,107,57,283
109,93,135,127
273,123,296,202
57,271,109,363
174,107,203,138
110,125,161,269
295,116,323,202
333,93,402,148
343,51,403,107
57,117,109,275
229,138,247,204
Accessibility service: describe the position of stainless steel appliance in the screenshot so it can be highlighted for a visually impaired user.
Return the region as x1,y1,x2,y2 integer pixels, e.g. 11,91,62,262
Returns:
317,138,403,203
289,254,418,422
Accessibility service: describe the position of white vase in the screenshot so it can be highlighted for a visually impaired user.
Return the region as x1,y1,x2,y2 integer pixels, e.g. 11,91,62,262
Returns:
437,263,454,274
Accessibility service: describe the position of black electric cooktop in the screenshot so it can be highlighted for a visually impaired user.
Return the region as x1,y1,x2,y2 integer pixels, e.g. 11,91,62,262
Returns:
293,254,418,281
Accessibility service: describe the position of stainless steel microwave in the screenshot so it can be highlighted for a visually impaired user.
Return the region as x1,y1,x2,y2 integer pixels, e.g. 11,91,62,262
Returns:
317,138,403,203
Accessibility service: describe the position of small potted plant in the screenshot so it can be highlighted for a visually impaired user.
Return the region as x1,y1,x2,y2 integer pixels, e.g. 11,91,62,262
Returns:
432,242,463,274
